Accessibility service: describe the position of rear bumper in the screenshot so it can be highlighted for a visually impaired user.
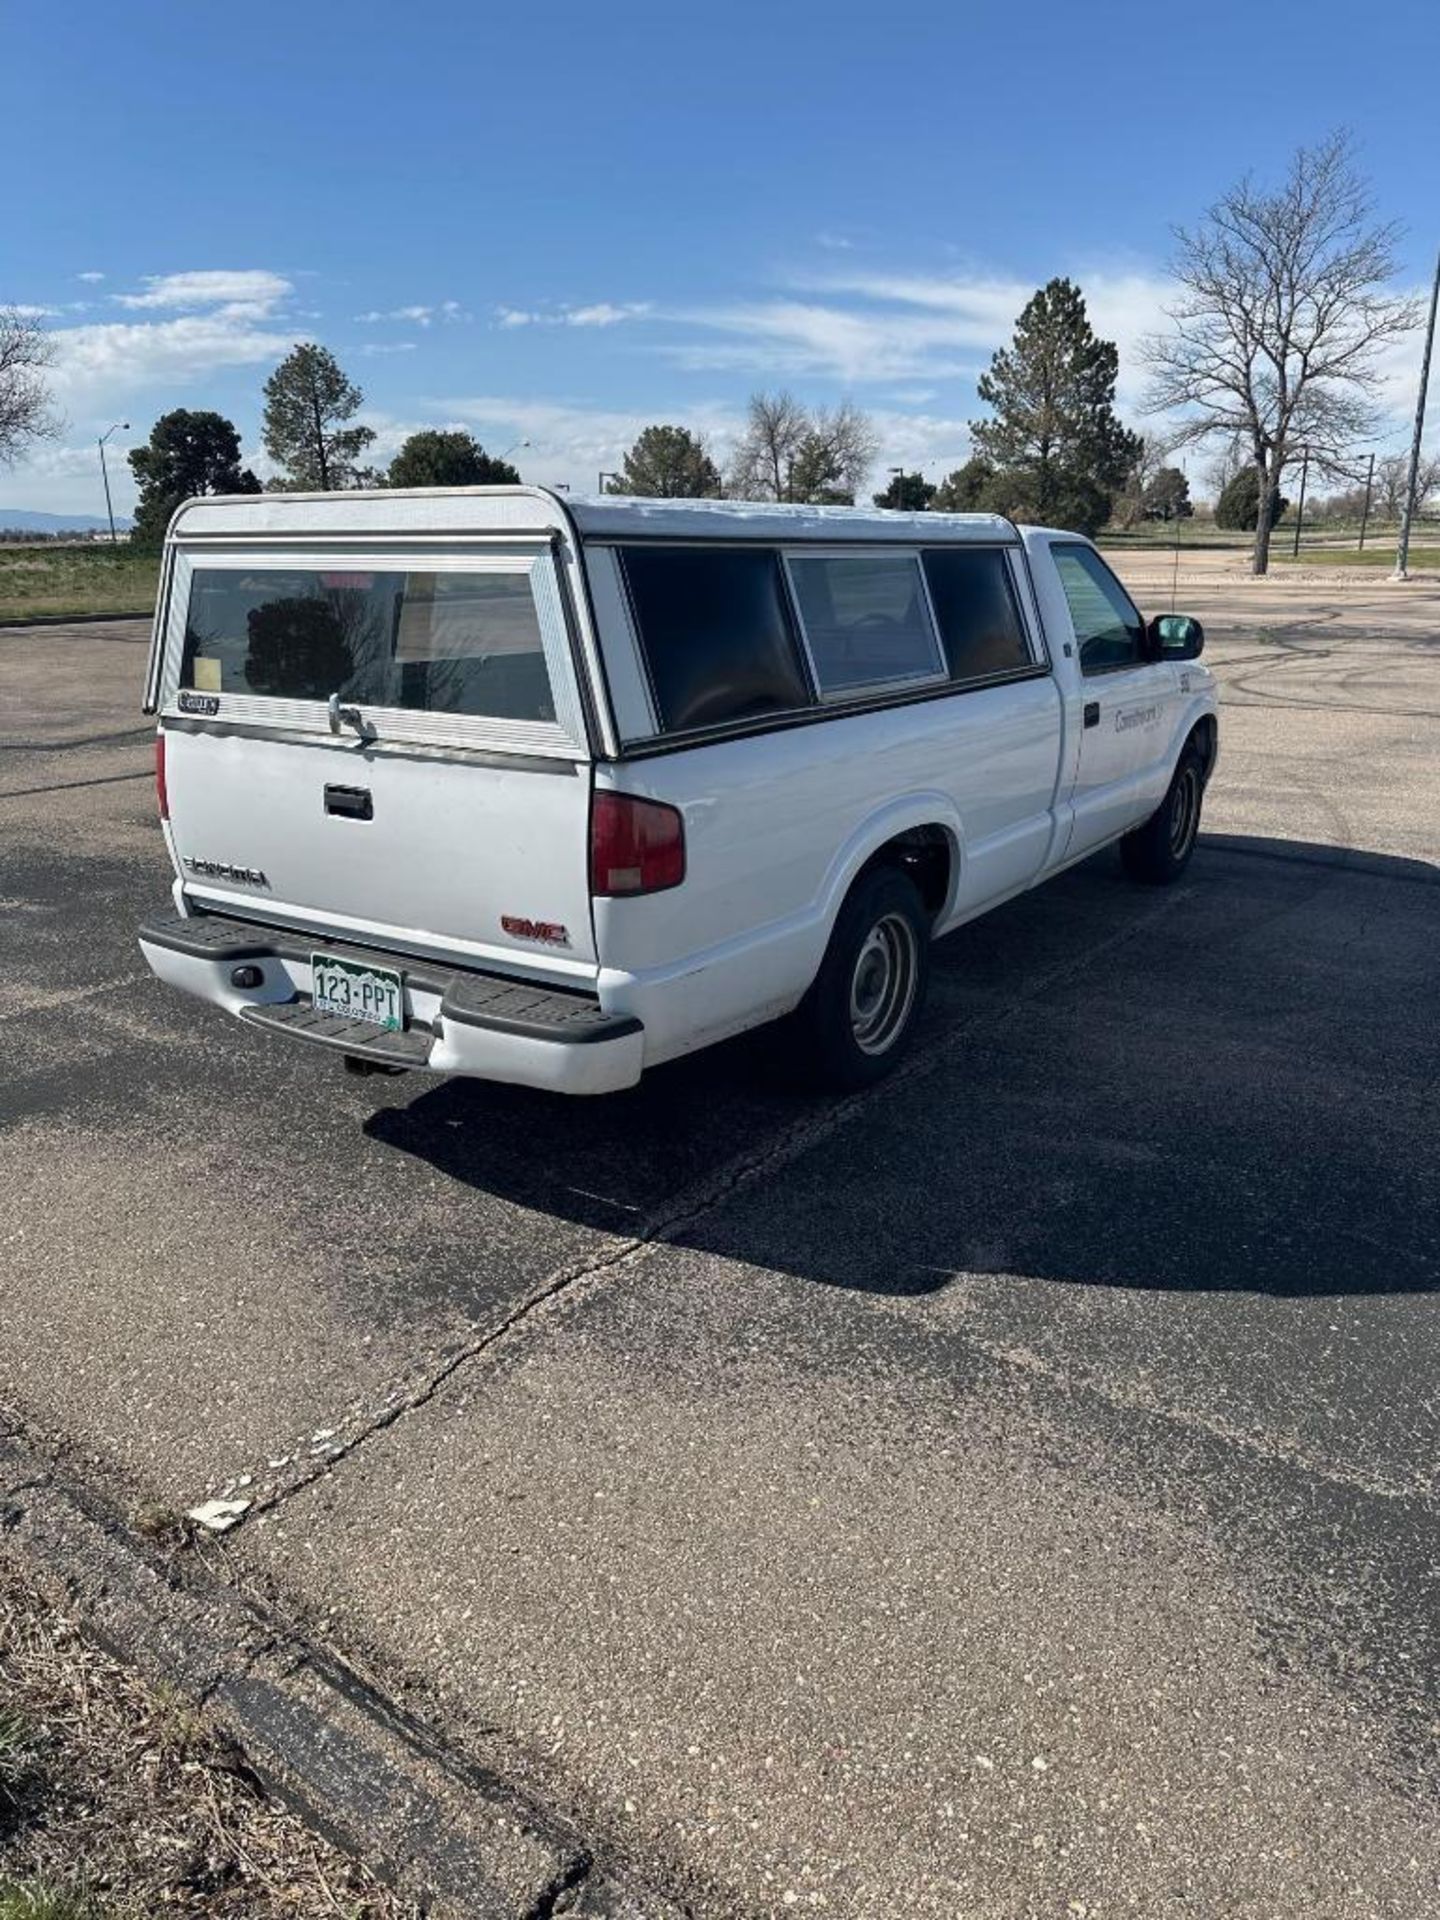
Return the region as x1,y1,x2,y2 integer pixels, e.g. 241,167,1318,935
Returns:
138,910,645,1096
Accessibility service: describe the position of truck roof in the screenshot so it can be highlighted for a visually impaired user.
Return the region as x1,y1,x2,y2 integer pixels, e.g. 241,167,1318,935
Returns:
563,493,1018,545
168,486,1020,547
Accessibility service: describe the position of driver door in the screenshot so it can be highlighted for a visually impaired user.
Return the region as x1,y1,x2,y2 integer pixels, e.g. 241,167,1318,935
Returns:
1051,541,1174,860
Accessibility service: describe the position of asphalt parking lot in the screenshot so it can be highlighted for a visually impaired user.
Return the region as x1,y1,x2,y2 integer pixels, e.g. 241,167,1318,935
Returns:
2,568,1438,1918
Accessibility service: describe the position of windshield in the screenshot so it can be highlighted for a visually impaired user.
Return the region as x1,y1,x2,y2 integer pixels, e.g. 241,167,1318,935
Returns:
181,566,555,723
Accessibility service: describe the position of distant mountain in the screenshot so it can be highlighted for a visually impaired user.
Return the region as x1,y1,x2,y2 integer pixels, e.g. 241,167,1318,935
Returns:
0,509,132,533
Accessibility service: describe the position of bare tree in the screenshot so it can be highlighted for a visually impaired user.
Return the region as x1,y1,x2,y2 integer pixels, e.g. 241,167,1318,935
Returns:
727,391,877,503
1142,133,1418,574
1374,449,1440,520
1111,430,1184,529
0,309,61,467
1203,433,1249,504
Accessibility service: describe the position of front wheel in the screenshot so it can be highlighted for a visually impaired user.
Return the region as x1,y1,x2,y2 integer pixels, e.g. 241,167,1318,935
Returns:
1121,746,1205,885
793,867,930,1091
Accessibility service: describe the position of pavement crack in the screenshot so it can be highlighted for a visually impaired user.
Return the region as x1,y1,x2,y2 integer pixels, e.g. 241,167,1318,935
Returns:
516,1849,593,1920
228,883,1199,1523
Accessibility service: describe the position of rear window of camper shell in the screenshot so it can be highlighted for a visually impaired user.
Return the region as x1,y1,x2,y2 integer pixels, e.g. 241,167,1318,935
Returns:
180,566,554,723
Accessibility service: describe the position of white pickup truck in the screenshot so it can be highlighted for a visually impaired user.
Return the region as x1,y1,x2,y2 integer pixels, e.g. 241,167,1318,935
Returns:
139,489,1217,1094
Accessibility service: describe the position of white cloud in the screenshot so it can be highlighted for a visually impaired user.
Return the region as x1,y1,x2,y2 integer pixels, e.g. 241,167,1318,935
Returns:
355,300,467,327
359,340,419,356
77,271,106,284
113,269,294,311
656,267,1179,408
29,266,301,410
566,302,651,328
815,232,856,252
7,304,60,319
664,298,982,384
48,312,300,402
494,301,651,330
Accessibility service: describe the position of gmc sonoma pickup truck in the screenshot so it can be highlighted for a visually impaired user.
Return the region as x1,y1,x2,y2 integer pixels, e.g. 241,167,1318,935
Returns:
138,488,1217,1093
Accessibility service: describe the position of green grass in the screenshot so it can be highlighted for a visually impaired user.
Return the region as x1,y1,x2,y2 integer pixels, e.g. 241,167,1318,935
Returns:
1096,527,1251,550
1275,543,1440,568
0,1706,39,1788
0,543,159,624
0,1884,98,1920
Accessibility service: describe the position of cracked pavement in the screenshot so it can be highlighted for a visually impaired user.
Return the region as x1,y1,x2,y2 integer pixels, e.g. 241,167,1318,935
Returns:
2,567,1438,1917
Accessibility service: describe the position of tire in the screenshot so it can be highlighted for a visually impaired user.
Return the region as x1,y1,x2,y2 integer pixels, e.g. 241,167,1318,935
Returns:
793,867,931,1091
1120,744,1205,885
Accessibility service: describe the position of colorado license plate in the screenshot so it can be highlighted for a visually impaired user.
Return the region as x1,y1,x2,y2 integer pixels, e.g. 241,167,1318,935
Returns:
311,951,404,1031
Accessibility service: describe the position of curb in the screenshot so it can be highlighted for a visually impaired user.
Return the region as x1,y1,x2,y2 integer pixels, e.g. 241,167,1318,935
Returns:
0,1431,683,1920
0,610,152,630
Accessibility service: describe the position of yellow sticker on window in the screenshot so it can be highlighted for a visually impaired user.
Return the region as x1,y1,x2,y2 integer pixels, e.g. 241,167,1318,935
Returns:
191,657,222,693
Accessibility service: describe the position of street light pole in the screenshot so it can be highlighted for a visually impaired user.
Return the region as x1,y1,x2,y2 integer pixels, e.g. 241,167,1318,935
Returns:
887,465,903,507
598,470,621,494
98,422,129,546
1395,246,1439,582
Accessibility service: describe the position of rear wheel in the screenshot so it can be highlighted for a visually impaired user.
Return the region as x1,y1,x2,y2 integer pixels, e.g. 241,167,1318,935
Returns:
1121,744,1205,885
794,867,930,1091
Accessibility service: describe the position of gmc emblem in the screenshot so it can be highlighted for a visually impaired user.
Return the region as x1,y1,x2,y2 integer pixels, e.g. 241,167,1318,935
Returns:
501,915,571,947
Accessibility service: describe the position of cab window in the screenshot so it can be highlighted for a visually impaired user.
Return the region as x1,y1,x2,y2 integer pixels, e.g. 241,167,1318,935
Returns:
1052,544,1146,673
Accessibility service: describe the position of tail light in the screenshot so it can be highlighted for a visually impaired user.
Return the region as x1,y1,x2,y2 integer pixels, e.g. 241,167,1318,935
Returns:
590,791,685,897
155,732,169,821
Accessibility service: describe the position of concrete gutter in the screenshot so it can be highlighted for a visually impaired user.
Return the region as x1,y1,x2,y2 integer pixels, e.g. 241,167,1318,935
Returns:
0,1428,681,1920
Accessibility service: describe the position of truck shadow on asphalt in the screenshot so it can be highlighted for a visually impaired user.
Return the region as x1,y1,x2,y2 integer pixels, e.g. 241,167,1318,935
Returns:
363,834,1439,1301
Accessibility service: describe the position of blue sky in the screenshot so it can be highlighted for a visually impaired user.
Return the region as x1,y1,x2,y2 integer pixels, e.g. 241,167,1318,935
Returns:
4,0,1437,514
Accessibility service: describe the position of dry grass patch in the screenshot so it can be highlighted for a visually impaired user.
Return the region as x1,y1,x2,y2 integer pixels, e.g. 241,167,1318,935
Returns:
0,1573,419,1920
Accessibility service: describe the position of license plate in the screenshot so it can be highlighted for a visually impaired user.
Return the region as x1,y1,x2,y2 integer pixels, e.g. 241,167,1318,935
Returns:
311,951,404,1031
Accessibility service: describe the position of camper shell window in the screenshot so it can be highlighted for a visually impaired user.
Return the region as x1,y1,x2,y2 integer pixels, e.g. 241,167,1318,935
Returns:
920,548,1035,683
785,551,945,700
618,545,813,734
180,566,554,723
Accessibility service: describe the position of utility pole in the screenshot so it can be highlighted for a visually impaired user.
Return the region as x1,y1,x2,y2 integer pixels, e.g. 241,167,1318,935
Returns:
1395,247,1439,582
1357,451,1375,550
1291,446,1310,558
98,422,129,546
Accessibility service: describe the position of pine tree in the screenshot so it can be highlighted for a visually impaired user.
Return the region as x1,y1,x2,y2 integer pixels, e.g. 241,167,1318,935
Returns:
931,457,995,512
386,430,519,488
261,344,375,491
971,279,1138,535
127,409,259,550
872,471,935,511
608,425,722,498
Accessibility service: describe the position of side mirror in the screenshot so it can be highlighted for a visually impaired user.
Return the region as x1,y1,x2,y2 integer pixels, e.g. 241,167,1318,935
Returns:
1148,613,1204,661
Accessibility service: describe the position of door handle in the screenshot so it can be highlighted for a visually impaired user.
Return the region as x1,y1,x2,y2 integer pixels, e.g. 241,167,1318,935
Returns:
324,784,373,821
1083,701,1100,729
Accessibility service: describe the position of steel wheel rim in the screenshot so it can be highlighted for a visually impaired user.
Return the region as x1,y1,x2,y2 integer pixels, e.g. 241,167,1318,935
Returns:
1169,765,1200,858
849,912,919,1056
